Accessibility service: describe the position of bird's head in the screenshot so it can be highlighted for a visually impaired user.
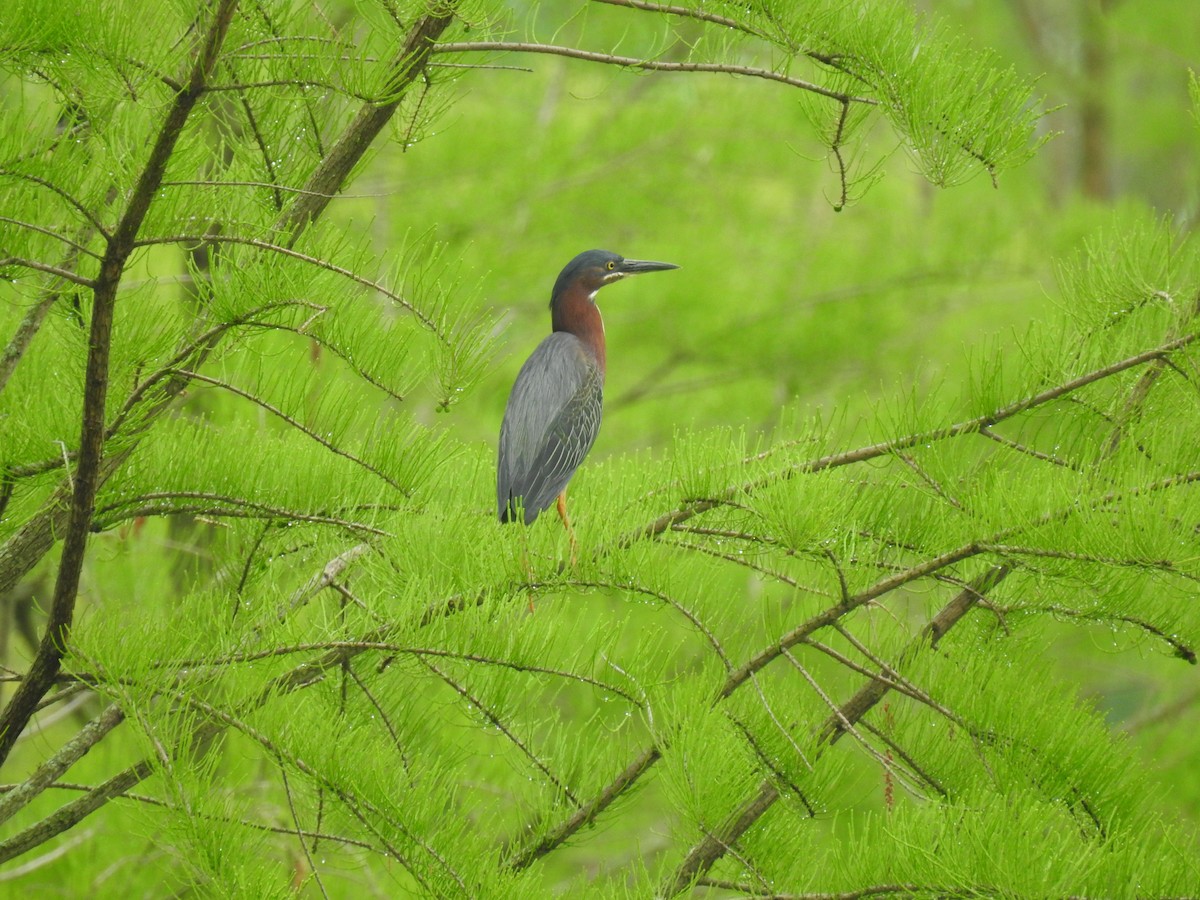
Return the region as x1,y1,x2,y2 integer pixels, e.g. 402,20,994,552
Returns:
551,249,679,305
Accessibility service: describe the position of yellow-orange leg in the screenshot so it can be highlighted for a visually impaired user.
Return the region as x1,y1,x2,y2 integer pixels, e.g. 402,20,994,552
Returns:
556,490,578,567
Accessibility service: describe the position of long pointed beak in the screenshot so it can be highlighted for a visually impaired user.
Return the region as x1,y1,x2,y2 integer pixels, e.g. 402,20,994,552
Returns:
619,258,679,275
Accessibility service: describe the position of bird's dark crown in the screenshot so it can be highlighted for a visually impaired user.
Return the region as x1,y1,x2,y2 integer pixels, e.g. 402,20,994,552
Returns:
551,250,624,304
550,249,678,306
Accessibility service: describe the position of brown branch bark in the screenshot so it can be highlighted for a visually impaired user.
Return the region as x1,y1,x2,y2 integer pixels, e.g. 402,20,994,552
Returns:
662,566,1011,896
508,744,661,869
632,329,1200,542
0,0,241,768
0,703,124,825
659,295,1199,890
0,5,461,604
433,41,877,107
274,5,458,242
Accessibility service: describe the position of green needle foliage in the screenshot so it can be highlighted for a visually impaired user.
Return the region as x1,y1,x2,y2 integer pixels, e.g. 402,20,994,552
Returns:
1,1,1198,897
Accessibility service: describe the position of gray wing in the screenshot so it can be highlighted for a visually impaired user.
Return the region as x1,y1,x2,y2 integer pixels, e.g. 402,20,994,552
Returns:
498,333,604,525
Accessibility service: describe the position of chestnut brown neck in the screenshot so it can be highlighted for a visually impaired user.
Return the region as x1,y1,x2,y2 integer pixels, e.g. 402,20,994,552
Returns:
551,283,606,375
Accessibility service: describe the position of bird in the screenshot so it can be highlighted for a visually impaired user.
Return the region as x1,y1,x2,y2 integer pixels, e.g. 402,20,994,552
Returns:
497,249,678,550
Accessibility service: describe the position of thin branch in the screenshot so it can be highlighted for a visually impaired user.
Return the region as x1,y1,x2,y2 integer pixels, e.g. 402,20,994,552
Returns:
0,216,102,259
204,78,371,98
783,648,930,801
819,566,1012,746
131,233,439,335
743,670,813,771
277,759,330,900
895,452,965,509
230,80,285,210
0,704,124,826
14,690,93,740
343,665,409,770
160,179,347,196
508,744,661,869
91,492,390,537
159,640,641,704
978,424,1078,468
858,719,948,798
670,537,815,594
0,780,376,850
0,171,111,239
1000,602,1197,664
805,638,960,725
662,779,780,896
978,543,1200,583
632,330,1200,541
419,658,580,806
828,99,852,211
591,0,773,43
244,321,408,402
0,257,96,288
721,542,988,700
725,714,816,817
177,369,410,494
433,42,878,107
562,579,732,673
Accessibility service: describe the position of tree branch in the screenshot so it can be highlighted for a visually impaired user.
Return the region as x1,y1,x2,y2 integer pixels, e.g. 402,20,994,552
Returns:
433,41,877,107
632,330,1199,541
663,566,1011,894
0,0,242,768
274,5,460,241
0,258,96,288
0,5,460,605
0,703,124,826
176,369,411,495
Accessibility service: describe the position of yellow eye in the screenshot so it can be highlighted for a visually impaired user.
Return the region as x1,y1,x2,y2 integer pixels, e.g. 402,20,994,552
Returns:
606,260,616,270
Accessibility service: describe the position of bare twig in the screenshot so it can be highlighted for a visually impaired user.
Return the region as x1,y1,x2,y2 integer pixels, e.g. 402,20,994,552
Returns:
0,171,112,239
0,704,124,825
434,42,878,107
0,257,96,288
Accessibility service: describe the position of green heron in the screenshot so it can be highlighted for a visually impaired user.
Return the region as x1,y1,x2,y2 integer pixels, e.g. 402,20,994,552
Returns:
497,249,678,544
